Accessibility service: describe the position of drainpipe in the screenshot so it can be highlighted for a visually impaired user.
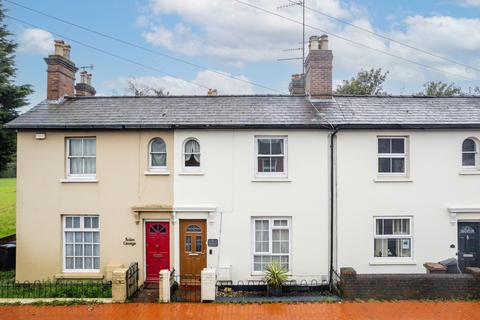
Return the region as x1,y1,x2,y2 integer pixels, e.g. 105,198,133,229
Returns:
329,128,338,288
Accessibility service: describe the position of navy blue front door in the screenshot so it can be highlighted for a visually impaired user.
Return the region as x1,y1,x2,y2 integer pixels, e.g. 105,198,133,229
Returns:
458,222,480,271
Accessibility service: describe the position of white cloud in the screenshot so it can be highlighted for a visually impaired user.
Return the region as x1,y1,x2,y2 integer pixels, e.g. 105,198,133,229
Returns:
18,28,53,55
103,69,255,95
138,0,480,92
142,0,348,64
457,0,480,7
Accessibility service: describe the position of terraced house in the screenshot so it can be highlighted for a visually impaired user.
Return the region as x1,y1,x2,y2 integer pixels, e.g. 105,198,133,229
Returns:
6,36,480,286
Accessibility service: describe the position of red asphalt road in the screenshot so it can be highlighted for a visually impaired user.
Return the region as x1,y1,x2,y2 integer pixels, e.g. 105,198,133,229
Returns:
0,301,480,320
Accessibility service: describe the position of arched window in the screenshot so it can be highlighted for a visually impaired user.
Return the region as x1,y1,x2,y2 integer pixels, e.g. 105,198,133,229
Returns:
462,138,478,168
183,138,200,170
149,138,167,171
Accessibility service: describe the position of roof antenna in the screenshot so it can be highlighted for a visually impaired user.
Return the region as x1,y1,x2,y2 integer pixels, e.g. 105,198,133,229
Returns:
79,64,94,72
276,0,305,74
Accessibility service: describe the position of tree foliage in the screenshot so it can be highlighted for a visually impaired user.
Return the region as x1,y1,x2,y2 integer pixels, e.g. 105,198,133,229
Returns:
335,68,389,96
126,78,169,96
0,3,33,173
417,81,463,97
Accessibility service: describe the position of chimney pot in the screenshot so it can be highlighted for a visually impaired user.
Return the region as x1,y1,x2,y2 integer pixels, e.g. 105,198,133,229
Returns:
63,44,71,60
319,34,329,50
207,89,218,96
54,40,65,56
289,73,305,96
75,71,96,97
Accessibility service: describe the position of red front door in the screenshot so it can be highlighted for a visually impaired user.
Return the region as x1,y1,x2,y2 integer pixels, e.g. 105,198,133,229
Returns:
145,221,170,282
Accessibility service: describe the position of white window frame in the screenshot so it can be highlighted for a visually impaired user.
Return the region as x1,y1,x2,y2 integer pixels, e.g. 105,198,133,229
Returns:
66,137,96,179
251,217,292,275
377,136,408,176
373,216,413,260
182,138,201,172
254,136,288,178
462,138,479,170
149,138,167,172
62,215,100,273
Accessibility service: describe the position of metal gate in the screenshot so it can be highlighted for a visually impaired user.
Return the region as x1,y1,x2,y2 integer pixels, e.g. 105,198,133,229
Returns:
126,262,139,299
170,272,201,302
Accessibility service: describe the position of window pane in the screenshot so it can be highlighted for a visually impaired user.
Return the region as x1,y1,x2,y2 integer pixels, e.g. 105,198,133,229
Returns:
85,244,92,256
273,220,287,227
463,152,476,167
196,236,202,252
185,139,200,153
74,244,83,256
270,139,284,155
84,217,91,229
75,257,83,269
69,139,82,156
152,154,166,167
65,257,74,269
258,139,270,155
463,139,476,152
65,217,73,229
70,158,83,174
94,257,100,269
93,244,100,256
84,257,93,269
185,154,200,167
374,238,411,258
66,244,74,256
378,138,390,153
91,217,99,229
391,139,405,153
75,232,83,242
185,236,192,252
383,220,393,235
392,158,405,173
151,139,166,153
93,232,99,243
378,158,391,173
65,232,74,243
84,232,92,243
84,139,96,156
73,217,81,228
84,158,96,174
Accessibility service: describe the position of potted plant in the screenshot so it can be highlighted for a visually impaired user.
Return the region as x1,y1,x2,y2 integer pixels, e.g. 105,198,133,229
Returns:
264,262,288,296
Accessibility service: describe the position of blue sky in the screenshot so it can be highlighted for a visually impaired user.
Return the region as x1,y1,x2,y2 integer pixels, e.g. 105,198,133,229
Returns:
5,0,480,110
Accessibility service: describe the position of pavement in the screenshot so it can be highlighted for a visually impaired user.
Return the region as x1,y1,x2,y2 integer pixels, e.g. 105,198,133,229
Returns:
1,301,480,320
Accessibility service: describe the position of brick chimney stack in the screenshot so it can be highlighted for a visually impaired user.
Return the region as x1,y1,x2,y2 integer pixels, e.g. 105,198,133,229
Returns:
44,40,78,100
304,35,333,99
289,73,305,96
75,71,96,97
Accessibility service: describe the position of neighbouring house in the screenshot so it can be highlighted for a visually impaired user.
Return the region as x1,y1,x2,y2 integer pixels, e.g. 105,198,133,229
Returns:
6,36,480,285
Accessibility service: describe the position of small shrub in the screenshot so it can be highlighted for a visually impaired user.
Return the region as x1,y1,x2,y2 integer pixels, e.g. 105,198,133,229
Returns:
264,263,288,286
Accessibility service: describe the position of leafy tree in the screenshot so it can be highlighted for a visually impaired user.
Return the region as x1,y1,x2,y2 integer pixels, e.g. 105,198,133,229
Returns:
417,81,462,97
126,78,169,96
335,68,389,96
0,3,33,173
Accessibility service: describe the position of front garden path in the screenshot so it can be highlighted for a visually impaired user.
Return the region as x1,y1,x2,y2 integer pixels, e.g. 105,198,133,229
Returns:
1,301,479,319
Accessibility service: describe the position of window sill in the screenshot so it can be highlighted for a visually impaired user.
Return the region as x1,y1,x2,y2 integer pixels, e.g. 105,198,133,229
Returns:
251,178,291,182
60,178,98,183
179,172,204,176
459,170,480,175
55,273,104,280
144,171,170,176
374,177,413,183
369,259,417,266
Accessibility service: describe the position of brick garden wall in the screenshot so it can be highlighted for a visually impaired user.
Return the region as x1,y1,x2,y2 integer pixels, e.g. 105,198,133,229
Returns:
340,267,480,300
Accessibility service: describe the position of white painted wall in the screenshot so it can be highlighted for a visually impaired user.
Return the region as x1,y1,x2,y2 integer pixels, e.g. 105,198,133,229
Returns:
173,129,331,282
336,130,480,273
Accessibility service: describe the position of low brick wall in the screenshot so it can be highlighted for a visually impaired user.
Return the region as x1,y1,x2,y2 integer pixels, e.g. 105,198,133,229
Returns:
340,267,480,300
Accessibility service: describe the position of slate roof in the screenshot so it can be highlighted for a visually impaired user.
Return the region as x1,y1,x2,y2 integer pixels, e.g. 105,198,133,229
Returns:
6,95,480,130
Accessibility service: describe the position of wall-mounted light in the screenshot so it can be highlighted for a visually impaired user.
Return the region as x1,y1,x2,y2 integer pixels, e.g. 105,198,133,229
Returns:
35,133,46,140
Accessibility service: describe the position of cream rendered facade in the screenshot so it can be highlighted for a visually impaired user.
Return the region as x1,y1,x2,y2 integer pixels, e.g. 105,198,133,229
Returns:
16,130,174,282
335,130,480,274
173,129,331,282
